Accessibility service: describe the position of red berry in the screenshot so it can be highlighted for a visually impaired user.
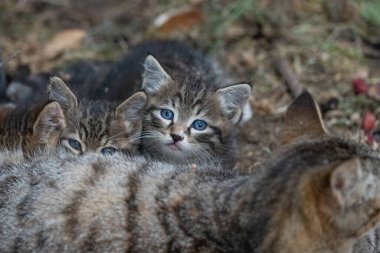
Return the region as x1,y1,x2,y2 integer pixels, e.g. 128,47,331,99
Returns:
363,112,376,134
353,79,369,94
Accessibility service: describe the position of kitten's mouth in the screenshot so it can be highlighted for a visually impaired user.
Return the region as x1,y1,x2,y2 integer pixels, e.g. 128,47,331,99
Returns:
167,142,182,151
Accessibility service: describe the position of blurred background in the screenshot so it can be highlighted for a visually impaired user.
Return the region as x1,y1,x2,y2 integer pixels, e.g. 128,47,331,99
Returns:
1,0,380,169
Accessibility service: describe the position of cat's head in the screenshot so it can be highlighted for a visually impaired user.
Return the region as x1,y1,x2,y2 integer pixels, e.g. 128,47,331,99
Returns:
0,101,66,157
48,77,147,156
266,91,380,253
140,55,251,164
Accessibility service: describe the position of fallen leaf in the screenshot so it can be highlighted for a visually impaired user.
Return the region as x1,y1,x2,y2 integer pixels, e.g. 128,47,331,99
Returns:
367,84,380,101
154,7,203,35
43,29,86,60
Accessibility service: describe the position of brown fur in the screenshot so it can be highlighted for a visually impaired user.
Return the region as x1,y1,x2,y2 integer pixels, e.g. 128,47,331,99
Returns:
1,91,380,252
48,77,147,155
140,54,251,168
0,101,65,157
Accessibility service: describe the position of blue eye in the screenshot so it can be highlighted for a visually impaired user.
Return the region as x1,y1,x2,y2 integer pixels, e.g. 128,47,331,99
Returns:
101,147,117,156
68,138,82,151
160,109,174,120
192,119,207,131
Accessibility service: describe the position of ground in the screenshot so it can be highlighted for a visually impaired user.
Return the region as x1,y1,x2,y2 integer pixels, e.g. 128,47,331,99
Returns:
1,0,380,172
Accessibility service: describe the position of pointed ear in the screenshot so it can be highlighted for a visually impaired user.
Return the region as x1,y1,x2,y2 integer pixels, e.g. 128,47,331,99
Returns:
281,91,327,146
116,92,147,123
142,55,172,94
216,83,252,124
330,158,362,208
48,76,78,110
33,101,66,144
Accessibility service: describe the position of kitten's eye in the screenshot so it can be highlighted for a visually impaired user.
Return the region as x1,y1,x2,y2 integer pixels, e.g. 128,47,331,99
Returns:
101,147,117,156
160,109,174,120
68,138,82,151
192,119,207,131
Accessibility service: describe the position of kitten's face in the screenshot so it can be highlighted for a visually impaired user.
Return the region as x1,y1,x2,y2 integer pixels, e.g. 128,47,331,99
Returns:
141,55,251,164
0,102,65,157
48,77,147,156
61,100,141,155
143,80,228,162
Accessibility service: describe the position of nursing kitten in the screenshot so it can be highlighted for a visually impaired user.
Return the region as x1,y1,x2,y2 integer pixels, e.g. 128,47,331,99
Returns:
48,77,147,156
1,91,380,253
0,101,65,157
101,41,252,167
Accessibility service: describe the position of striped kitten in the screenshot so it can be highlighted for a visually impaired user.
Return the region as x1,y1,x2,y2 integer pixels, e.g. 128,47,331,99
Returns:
102,41,251,168
141,54,251,168
48,77,147,156
1,92,380,253
0,101,65,157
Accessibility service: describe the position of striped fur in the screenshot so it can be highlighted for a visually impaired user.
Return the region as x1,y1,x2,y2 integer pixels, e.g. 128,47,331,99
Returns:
48,77,147,156
354,228,380,252
110,41,252,168
1,92,380,252
0,136,380,252
0,101,65,157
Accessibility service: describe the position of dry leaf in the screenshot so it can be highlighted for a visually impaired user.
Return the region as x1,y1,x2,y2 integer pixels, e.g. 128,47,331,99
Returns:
154,7,203,35
43,29,86,60
367,85,380,101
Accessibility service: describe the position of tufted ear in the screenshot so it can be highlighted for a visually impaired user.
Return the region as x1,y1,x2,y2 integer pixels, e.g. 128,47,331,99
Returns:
33,101,66,144
48,76,78,110
280,91,327,146
116,92,147,124
216,83,252,124
142,55,172,94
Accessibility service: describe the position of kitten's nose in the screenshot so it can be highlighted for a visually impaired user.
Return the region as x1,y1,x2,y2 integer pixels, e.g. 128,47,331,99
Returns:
170,133,184,143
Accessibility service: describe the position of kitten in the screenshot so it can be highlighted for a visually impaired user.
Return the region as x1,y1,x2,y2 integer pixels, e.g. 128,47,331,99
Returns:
48,77,147,156
0,100,65,157
100,41,252,167
1,91,380,253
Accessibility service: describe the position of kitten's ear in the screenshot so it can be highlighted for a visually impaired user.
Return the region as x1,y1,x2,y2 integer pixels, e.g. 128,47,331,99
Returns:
281,91,327,146
116,92,147,123
216,83,252,124
330,158,362,208
33,101,66,144
142,55,172,94
48,76,78,110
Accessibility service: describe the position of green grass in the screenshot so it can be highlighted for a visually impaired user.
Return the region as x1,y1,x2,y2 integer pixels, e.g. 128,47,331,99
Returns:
360,0,380,27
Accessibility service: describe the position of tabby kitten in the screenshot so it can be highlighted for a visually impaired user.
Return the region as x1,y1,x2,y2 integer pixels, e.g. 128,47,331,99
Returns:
0,100,65,157
104,41,251,168
48,77,147,155
1,91,380,253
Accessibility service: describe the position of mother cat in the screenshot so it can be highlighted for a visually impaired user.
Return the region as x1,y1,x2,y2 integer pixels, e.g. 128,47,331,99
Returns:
0,92,379,253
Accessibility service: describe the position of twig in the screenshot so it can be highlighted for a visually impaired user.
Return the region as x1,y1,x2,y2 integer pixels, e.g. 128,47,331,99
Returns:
273,44,303,98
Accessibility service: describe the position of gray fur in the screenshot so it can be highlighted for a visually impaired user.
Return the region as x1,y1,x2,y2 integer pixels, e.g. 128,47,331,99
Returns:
1,135,380,252
142,55,172,94
140,52,251,169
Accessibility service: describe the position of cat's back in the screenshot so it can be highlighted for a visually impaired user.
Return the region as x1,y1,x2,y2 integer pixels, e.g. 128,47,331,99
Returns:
100,40,231,101
0,153,148,252
0,152,237,252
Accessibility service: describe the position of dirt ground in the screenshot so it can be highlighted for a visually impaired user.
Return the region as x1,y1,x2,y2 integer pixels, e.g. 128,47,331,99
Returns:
1,0,380,172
